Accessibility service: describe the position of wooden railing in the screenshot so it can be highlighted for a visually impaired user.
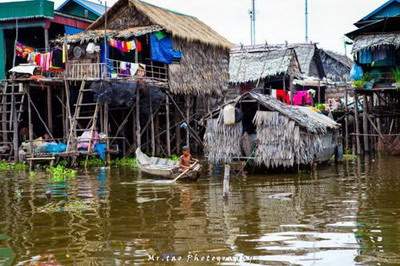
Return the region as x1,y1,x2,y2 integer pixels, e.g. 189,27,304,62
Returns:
64,59,168,83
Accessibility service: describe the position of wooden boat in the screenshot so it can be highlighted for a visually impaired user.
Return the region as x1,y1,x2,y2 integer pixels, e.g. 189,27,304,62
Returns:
135,148,201,180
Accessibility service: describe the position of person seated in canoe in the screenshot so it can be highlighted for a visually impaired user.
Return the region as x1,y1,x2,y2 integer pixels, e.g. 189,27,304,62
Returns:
180,146,195,171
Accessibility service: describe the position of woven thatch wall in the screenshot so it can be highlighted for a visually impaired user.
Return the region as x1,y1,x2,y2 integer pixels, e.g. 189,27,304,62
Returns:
253,111,323,168
169,38,229,96
204,117,242,164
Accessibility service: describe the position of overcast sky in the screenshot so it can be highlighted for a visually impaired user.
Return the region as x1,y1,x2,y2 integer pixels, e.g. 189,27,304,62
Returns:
51,0,388,53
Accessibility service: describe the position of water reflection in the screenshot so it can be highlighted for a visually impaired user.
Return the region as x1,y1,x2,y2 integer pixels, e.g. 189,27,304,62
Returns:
0,158,399,265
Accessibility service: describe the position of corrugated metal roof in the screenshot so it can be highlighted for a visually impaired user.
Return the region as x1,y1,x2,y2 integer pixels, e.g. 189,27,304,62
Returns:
0,0,54,21
57,0,107,16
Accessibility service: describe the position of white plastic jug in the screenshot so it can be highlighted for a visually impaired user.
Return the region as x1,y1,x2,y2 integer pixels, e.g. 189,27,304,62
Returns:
223,104,236,125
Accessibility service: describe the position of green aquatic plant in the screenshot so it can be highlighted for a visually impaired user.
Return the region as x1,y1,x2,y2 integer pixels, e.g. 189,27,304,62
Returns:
0,161,27,171
392,67,400,84
37,200,96,214
169,154,180,162
78,158,104,167
112,157,138,169
47,165,77,182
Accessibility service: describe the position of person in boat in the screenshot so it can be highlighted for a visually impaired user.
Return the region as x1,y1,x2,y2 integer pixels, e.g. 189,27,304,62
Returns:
180,146,195,171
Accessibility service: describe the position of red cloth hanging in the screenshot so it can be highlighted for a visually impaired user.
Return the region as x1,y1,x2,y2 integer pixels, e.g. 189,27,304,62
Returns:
276,89,290,104
136,39,143,52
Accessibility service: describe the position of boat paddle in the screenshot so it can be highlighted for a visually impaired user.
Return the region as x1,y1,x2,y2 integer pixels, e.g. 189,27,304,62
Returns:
172,161,199,183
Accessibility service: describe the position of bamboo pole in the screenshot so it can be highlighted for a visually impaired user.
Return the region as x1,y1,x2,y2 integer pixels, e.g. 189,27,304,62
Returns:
165,95,171,156
2,83,7,143
150,92,155,156
27,87,33,160
175,107,181,154
223,164,231,200
64,79,71,140
104,103,110,164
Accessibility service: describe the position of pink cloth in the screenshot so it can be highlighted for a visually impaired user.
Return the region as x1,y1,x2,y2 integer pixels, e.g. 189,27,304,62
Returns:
293,91,313,106
77,131,100,150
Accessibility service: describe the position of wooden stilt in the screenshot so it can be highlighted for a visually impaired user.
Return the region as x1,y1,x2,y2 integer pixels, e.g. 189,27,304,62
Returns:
175,106,181,154
104,103,110,165
136,87,141,149
12,84,18,162
64,79,71,140
155,112,160,156
354,93,361,155
47,86,53,133
165,95,171,157
27,86,33,169
1,83,7,143
344,87,349,151
185,96,190,146
61,87,66,138
223,164,231,200
150,93,155,156
363,95,369,153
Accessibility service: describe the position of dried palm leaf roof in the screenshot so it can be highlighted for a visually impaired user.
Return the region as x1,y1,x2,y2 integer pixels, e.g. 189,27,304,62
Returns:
229,48,297,83
88,0,232,49
206,92,340,134
55,25,163,44
352,33,400,52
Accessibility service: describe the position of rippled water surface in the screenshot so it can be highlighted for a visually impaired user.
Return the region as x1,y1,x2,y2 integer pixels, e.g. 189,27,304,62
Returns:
1,157,400,265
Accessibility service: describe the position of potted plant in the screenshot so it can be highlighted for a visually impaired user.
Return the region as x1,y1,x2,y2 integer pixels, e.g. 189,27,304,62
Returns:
392,68,400,88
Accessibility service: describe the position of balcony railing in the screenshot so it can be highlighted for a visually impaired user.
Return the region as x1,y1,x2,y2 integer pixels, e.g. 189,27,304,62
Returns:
64,59,168,84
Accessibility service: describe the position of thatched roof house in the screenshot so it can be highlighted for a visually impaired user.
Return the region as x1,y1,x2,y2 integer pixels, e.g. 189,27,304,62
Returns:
319,49,352,82
204,92,340,168
229,47,301,84
85,0,232,96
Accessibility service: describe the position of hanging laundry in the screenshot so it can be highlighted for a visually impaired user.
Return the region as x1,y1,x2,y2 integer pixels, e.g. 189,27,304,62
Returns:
136,39,143,52
154,31,167,40
86,42,96,54
275,89,290,104
52,48,64,68
150,33,182,64
293,91,313,106
62,43,68,63
16,42,34,59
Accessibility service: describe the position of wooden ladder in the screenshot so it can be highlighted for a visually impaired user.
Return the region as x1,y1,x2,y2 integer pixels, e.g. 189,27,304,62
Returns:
66,80,99,154
0,82,25,160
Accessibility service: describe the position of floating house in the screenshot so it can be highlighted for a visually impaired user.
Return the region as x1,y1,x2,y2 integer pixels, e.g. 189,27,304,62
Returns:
204,92,340,169
0,0,106,79
0,0,231,164
344,0,400,154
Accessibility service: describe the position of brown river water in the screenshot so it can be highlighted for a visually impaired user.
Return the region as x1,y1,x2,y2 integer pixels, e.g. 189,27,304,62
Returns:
1,157,400,265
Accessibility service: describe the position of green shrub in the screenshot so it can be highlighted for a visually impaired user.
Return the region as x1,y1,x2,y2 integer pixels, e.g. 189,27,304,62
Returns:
0,161,28,171
78,158,104,167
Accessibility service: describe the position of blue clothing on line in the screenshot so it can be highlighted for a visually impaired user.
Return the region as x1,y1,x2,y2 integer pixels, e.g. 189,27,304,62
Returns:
150,33,182,64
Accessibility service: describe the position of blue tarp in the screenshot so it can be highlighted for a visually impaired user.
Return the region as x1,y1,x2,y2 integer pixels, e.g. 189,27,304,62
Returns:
64,26,84,35
43,143,67,154
150,33,182,64
94,143,106,160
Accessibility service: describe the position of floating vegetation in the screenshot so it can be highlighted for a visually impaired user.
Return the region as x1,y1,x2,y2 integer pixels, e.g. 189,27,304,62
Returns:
47,165,77,182
112,157,138,169
78,158,104,168
169,155,180,162
0,162,28,171
343,154,358,161
37,200,96,214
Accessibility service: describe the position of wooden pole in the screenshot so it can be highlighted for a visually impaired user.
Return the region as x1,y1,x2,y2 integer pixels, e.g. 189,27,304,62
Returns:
64,79,71,140
354,93,361,155
27,87,33,168
12,84,18,162
165,95,171,156
104,103,110,164
185,96,190,146
150,92,155,156
136,87,141,149
155,112,160,156
47,86,53,133
175,106,181,154
344,87,349,151
223,164,231,200
363,95,369,153
2,83,7,143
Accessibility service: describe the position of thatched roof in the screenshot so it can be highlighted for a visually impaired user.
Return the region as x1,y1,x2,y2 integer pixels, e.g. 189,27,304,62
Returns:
229,47,299,83
352,33,400,53
232,43,325,79
247,93,339,134
88,0,232,49
55,25,163,44
319,49,352,82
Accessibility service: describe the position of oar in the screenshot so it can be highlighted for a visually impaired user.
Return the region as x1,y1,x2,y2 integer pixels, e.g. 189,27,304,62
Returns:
172,161,198,183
